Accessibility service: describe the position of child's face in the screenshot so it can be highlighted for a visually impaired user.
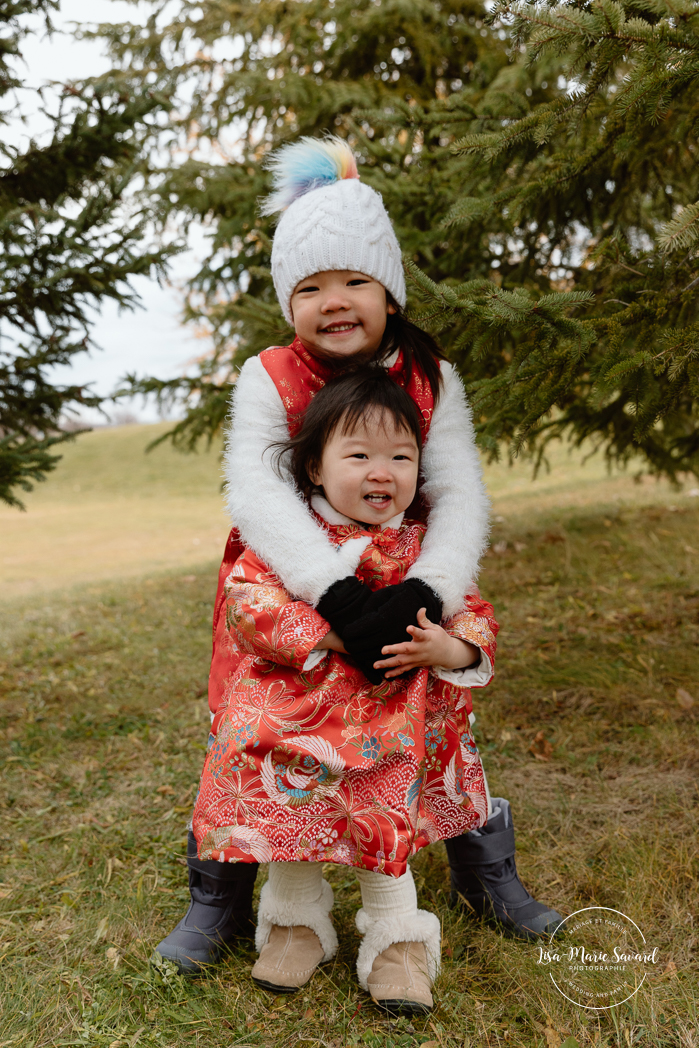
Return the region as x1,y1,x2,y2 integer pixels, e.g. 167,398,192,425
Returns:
290,270,396,360
312,410,419,525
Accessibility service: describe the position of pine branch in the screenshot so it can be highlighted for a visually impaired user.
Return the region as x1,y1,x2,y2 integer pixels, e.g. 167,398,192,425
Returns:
658,200,699,254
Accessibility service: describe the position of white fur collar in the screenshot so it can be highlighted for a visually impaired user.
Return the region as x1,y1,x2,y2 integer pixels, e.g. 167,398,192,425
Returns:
310,493,404,531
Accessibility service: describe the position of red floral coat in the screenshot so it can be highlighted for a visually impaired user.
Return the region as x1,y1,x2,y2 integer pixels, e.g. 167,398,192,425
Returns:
193,513,498,878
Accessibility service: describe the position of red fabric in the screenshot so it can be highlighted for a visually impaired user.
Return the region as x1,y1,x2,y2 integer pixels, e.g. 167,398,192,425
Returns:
208,338,437,715
259,335,435,441
208,528,245,715
193,516,498,877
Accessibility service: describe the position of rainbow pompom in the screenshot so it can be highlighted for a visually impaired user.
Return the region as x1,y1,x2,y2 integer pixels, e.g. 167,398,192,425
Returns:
261,135,359,216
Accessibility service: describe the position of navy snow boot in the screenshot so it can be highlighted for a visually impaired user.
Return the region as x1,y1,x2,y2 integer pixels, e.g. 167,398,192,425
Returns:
153,832,258,973
445,798,564,941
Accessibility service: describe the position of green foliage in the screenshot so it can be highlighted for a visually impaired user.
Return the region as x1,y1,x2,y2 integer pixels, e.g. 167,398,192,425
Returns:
0,1,175,507
366,0,699,477
101,0,513,448
104,0,698,481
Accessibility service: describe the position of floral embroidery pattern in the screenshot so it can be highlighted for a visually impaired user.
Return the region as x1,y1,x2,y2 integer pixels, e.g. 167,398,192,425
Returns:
193,518,499,878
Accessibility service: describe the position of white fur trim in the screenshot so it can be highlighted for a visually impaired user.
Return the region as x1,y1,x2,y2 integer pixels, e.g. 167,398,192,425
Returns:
225,356,489,611
406,362,490,616
255,877,338,961
334,535,375,573
225,357,362,604
354,908,441,991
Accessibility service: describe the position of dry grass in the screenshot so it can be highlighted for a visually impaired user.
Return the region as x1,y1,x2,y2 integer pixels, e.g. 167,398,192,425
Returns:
2,420,697,602
0,424,230,600
1,467,698,1046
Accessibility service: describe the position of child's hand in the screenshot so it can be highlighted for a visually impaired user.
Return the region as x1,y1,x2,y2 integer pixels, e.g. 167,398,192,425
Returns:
374,608,479,679
314,629,348,654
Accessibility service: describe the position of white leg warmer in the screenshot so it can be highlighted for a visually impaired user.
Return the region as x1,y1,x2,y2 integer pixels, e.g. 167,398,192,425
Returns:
255,862,338,961
354,866,441,991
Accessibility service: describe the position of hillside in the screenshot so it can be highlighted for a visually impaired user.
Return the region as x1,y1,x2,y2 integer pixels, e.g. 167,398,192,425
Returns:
2,422,698,1044
1,422,694,601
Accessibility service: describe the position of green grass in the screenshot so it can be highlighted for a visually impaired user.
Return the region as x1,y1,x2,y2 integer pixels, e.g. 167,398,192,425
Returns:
1,487,698,1047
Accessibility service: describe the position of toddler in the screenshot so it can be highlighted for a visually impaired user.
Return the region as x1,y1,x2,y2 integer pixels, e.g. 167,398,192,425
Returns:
194,367,497,1013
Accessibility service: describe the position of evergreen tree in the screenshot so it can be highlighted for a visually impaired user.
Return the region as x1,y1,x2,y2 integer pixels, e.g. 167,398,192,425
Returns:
101,0,516,449
0,1,174,508
108,0,698,479
360,0,699,476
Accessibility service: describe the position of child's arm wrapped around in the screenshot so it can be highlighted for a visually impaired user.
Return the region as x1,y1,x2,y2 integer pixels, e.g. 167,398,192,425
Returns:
225,358,370,605
225,357,490,615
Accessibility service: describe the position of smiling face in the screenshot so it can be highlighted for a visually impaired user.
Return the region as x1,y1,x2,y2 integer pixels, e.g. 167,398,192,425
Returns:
289,270,396,360
311,409,419,526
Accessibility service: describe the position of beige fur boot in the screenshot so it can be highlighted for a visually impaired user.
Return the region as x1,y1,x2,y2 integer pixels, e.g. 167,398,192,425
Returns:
252,873,337,993
356,908,441,1015
252,923,327,993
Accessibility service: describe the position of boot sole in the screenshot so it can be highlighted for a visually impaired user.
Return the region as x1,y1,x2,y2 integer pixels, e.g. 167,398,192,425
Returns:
373,997,432,1017
252,976,303,994
152,948,217,975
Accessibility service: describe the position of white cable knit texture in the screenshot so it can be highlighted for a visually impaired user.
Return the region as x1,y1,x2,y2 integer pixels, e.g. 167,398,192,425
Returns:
224,356,490,608
271,178,406,323
255,875,338,961
355,866,417,920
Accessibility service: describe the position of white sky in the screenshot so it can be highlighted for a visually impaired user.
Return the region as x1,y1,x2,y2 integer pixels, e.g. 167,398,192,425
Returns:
19,0,209,423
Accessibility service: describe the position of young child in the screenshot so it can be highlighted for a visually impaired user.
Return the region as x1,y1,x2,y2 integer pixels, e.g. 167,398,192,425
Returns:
154,136,562,975
193,367,498,1013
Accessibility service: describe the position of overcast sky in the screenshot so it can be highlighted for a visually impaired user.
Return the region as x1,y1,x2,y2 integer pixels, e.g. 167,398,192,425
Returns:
21,0,208,422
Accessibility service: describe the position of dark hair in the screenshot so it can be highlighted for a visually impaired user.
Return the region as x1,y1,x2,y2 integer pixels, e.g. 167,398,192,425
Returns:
275,366,423,503
376,293,445,405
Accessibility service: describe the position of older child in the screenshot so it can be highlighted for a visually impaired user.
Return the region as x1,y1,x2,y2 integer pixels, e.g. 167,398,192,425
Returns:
194,367,496,1013
155,136,561,976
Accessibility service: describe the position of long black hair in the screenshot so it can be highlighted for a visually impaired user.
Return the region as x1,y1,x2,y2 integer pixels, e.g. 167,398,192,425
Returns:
273,366,423,503
376,292,445,404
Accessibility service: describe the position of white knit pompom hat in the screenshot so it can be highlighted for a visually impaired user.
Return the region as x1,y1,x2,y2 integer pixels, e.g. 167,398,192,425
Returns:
261,136,406,325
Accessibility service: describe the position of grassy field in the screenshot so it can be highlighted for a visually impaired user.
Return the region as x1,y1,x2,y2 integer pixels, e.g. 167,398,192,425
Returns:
0,424,231,601
2,421,696,601
1,426,698,1047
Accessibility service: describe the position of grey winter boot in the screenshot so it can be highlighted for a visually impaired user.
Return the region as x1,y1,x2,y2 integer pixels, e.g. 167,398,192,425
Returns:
445,798,564,941
153,831,258,973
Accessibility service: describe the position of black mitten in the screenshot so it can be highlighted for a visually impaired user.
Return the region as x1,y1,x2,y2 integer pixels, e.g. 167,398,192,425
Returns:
343,579,443,684
363,578,443,627
316,575,371,638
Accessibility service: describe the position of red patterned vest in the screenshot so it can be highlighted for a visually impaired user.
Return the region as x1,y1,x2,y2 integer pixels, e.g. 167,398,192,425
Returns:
207,336,436,713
